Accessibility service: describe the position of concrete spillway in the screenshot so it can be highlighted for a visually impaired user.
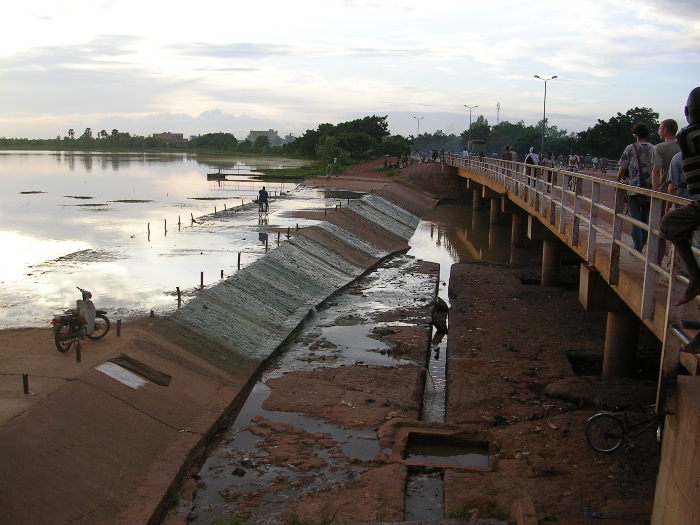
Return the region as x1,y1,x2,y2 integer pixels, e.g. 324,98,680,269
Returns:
170,193,424,362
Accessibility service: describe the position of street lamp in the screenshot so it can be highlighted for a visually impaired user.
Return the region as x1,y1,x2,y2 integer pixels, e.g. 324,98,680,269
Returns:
464,105,478,152
413,116,423,137
534,75,557,155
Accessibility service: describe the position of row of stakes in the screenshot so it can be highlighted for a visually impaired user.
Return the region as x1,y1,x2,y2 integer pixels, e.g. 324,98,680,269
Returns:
151,199,351,302
20,199,353,394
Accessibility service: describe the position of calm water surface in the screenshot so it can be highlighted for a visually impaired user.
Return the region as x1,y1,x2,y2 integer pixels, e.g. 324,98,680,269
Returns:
0,151,317,327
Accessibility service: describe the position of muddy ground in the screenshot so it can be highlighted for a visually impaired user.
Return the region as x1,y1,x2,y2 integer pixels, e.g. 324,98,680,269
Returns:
168,159,662,524
1,158,662,524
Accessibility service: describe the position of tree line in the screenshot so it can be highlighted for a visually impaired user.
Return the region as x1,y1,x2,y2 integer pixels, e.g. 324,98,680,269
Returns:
0,107,663,163
413,107,661,160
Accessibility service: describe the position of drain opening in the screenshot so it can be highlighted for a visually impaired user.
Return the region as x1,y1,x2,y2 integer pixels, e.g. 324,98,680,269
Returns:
404,432,490,469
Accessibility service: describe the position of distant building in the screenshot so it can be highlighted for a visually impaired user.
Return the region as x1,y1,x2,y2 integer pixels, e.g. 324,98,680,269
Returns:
247,129,283,147
153,132,188,145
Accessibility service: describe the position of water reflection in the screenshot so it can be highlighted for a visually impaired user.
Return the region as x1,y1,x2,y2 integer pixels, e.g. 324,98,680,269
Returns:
0,152,318,327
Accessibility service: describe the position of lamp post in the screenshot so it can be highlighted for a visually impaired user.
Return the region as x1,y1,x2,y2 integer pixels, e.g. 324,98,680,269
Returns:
464,105,478,152
413,116,423,137
534,75,557,155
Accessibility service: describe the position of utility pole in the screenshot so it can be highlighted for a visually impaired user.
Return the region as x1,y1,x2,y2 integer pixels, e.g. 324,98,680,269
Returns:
464,105,478,152
534,75,558,154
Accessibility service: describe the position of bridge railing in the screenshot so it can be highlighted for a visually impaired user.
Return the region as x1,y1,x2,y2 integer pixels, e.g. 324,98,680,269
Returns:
446,153,698,412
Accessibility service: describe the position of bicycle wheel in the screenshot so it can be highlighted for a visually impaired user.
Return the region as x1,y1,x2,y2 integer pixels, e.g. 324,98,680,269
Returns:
586,413,625,453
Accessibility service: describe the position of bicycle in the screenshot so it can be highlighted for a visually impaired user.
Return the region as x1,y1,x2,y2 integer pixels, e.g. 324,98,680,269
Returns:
585,407,663,453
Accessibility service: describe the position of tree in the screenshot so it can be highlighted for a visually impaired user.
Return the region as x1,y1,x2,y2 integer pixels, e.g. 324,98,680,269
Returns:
253,135,270,151
576,107,660,159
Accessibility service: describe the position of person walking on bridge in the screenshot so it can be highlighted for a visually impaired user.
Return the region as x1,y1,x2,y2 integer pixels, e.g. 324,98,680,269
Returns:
616,123,654,252
660,88,700,320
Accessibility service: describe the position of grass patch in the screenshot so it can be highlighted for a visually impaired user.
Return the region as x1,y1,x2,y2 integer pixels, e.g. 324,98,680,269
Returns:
189,197,231,201
109,199,156,203
446,502,509,520
19,190,46,194
281,510,338,525
64,195,93,200
211,515,257,525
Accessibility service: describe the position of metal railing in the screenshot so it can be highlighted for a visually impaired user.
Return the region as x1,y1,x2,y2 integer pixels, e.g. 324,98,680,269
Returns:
446,153,698,412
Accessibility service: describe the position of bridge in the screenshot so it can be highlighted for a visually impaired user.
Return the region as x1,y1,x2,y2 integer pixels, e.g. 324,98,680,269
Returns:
444,153,699,524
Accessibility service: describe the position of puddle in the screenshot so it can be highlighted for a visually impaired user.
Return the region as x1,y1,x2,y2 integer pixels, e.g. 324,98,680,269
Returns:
405,433,490,469
405,472,444,521
189,383,377,522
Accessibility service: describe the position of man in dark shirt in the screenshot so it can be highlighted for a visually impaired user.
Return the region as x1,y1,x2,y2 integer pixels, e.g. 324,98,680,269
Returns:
660,88,700,350
258,186,269,212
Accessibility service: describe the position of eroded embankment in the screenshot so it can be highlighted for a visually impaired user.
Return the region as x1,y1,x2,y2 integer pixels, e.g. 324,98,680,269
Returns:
167,192,427,365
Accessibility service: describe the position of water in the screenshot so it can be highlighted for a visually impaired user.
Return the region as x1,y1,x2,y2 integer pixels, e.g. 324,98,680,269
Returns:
179,202,542,522
0,151,332,327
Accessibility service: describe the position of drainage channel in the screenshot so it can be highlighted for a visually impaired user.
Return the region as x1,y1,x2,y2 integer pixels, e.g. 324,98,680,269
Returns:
176,250,440,523
171,202,533,523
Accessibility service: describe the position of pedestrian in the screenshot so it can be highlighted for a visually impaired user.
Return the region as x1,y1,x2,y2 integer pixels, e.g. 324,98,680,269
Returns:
616,122,654,252
524,147,539,186
660,87,700,321
258,186,269,212
542,152,556,187
652,119,681,265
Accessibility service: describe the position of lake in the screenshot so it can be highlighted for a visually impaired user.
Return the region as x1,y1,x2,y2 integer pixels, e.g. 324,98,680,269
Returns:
0,151,319,327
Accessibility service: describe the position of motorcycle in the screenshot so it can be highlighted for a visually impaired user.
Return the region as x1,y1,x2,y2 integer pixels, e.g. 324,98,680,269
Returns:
51,287,110,352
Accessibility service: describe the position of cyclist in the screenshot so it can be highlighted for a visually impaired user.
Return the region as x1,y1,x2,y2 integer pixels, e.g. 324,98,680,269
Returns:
258,186,269,212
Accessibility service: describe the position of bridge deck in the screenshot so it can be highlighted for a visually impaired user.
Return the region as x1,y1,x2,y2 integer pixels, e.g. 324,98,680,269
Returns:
446,154,700,412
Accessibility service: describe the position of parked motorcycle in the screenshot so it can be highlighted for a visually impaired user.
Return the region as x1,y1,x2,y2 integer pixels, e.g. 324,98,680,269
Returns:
51,287,110,352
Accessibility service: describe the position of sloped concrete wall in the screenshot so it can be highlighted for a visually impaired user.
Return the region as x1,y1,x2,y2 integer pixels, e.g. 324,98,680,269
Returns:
170,193,422,363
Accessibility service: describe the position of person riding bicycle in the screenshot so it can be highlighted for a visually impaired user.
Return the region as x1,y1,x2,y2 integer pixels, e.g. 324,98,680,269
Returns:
258,186,269,212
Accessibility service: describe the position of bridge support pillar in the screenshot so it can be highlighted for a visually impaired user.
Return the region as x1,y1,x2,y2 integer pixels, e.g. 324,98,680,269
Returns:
603,308,639,378
489,197,500,225
541,239,561,286
511,212,527,247
472,188,482,210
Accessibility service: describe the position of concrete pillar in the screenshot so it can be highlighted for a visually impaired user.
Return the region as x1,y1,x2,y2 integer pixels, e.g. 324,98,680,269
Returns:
511,212,527,247
489,197,500,225
472,188,482,210
541,239,561,286
603,309,639,378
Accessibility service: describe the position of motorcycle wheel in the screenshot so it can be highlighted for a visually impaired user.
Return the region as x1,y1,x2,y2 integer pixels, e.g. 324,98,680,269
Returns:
54,324,75,353
88,314,111,340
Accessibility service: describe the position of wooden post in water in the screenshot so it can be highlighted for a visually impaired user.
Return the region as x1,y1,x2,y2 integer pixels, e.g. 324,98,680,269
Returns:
176,287,181,307
22,374,29,394
178,215,181,231
117,319,122,336
164,219,167,233
200,272,204,289
238,252,241,269
221,270,224,278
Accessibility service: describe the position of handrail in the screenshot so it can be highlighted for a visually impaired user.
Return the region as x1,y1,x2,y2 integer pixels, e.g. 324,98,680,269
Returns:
445,153,697,413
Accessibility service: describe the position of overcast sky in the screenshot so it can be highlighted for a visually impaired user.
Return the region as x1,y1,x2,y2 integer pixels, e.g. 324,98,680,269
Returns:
2,0,699,140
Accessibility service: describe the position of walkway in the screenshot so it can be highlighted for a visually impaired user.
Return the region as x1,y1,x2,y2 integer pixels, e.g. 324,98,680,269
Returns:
444,153,700,413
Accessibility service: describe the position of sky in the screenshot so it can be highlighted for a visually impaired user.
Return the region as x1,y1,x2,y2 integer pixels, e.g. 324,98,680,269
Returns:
2,0,699,141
